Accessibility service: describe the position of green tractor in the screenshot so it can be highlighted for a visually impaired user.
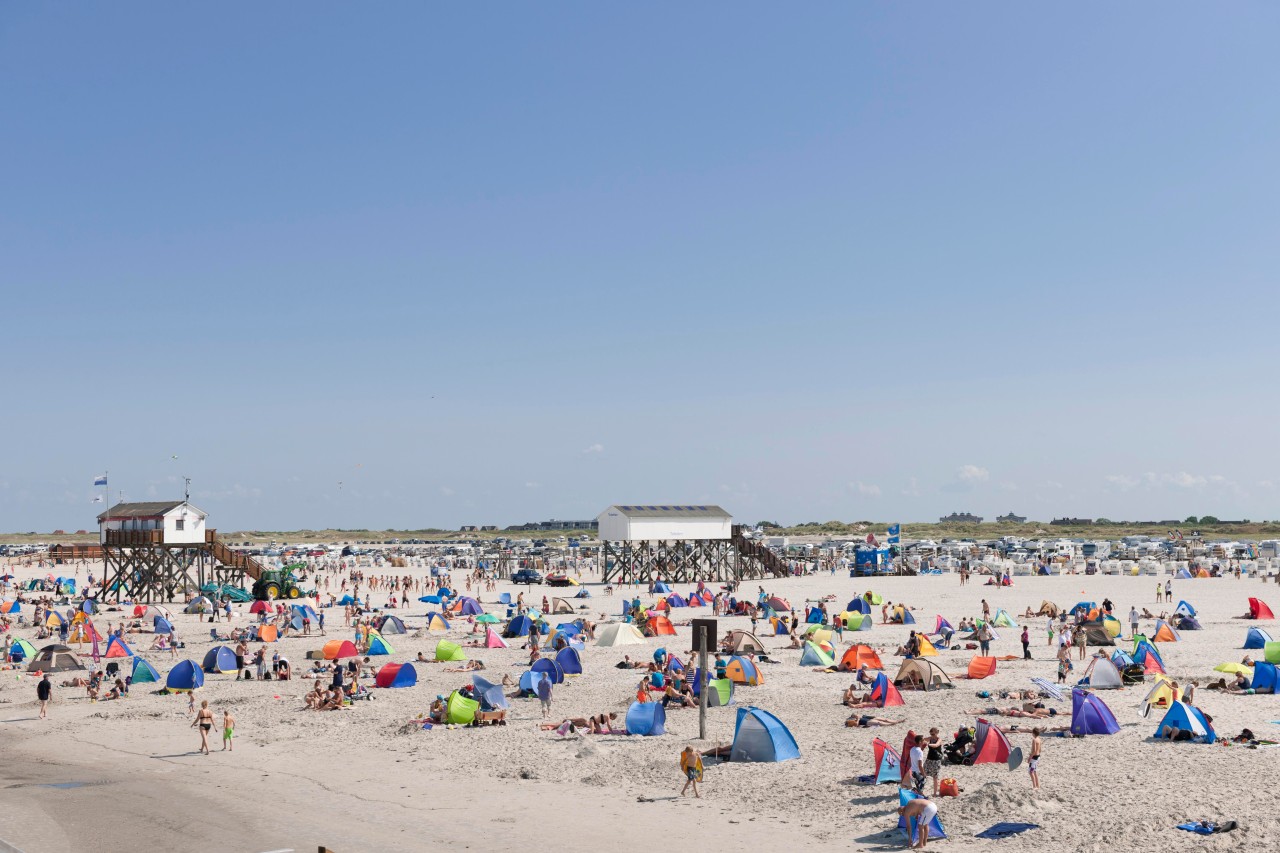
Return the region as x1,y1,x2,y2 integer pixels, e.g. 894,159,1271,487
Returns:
252,565,304,601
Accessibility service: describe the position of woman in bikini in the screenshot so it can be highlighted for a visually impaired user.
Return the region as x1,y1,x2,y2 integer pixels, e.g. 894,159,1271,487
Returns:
191,700,215,754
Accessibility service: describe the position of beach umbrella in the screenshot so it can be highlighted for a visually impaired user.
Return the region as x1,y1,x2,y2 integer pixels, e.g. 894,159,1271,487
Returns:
1213,662,1253,675
476,614,500,624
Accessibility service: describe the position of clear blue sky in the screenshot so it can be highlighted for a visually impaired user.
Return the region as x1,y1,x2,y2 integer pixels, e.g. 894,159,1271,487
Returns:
4,4,1278,531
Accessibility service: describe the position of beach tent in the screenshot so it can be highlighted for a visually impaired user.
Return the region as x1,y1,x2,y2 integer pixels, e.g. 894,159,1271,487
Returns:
378,615,407,635
1155,701,1214,742
68,620,100,644
336,594,356,606
719,630,762,654
596,623,646,647
448,596,484,616
249,600,269,613
1252,661,1279,692
445,690,479,725
418,595,441,605
504,615,533,638
1100,615,1123,638
555,621,584,637
375,662,418,688
367,634,395,656
1152,620,1181,643
839,645,883,671
898,788,947,845
573,588,590,599
202,646,239,672
894,658,953,691
993,610,1017,628
555,646,584,676
434,640,466,662
625,700,666,736
1142,674,1180,713
531,658,565,684
839,612,873,631
799,641,836,667
184,596,215,614
1132,640,1165,670
550,597,575,614
153,616,173,635
767,596,791,613
646,615,677,636
45,611,66,629
1173,614,1202,631
518,670,550,697
1080,623,1115,646
1175,567,1193,580
255,624,278,643
0,600,20,614
730,707,800,762
484,627,509,648
322,640,359,660
806,607,826,624
967,656,997,679
846,598,872,615
970,719,1013,765
1174,600,1197,618
725,656,764,686
1265,642,1280,665
900,610,917,625
767,616,790,636
933,615,955,635
425,613,451,632
28,644,85,673
81,599,97,615
868,672,906,707
471,674,508,710
801,625,834,644
872,737,902,784
105,636,134,658
651,581,672,595
692,677,733,707
915,635,939,657
9,638,37,662
131,656,160,684
165,659,204,691
666,594,688,609
1079,655,1123,689
1249,598,1275,620
1071,688,1120,735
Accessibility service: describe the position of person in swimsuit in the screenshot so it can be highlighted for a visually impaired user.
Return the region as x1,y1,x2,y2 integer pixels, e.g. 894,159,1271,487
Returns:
898,797,938,849
924,728,944,796
844,714,904,728
222,709,236,751
192,700,214,754
1028,727,1042,789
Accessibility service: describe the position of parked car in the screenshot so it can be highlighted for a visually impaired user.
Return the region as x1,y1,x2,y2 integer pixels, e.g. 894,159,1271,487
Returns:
511,569,543,585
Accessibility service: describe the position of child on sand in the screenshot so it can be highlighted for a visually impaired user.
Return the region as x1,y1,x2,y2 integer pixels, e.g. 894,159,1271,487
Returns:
680,745,703,798
222,710,236,752
1028,728,1042,789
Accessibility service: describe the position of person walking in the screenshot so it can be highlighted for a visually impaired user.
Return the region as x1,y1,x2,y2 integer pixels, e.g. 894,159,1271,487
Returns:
222,708,236,751
537,675,553,719
37,673,52,720
1020,625,1031,660
1129,606,1139,637
1028,728,1043,789
1076,623,1088,660
192,700,214,755
680,745,703,798
976,623,991,658
235,640,248,680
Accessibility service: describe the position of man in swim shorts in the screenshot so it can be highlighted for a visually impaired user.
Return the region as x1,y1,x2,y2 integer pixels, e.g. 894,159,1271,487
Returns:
898,797,938,849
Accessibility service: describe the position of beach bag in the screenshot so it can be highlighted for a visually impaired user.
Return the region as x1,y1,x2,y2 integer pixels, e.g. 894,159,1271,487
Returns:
939,778,959,797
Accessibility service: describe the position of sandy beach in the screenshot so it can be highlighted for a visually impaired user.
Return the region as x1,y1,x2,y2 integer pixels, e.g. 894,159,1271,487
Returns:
3,561,1278,853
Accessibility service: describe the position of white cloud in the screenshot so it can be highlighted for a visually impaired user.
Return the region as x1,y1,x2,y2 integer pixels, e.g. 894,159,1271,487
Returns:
582,443,604,455
1258,480,1276,490
1105,474,1140,490
957,465,989,484
439,486,455,496
853,482,881,497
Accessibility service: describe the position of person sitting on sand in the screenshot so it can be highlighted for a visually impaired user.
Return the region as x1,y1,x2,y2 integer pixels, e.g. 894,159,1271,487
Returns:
845,713,904,728
1224,671,1255,694
103,678,126,701
662,683,696,709
787,633,802,649
323,686,346,710
428,695,447,723
305,683,326,709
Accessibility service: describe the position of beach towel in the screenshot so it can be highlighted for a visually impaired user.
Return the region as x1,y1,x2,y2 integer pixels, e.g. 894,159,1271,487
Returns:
976,823,1041,839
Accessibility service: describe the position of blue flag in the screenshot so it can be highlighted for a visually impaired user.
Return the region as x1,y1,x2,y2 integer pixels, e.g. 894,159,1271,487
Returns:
887,523,900,544
94,474,108,486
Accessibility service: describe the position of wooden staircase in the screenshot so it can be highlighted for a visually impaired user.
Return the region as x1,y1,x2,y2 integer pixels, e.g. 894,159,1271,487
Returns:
732,526,789,579
206,530,268,581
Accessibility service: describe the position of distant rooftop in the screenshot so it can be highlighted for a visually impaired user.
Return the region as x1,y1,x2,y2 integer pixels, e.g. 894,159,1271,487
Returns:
608,505,731,519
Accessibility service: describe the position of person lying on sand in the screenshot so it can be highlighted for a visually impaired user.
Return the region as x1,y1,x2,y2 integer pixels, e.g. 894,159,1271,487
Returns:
443,660,485,673
998,723,1070,735
1141,608,1155,619
967,705,1063,719
615,655,644,669
845,714,904,728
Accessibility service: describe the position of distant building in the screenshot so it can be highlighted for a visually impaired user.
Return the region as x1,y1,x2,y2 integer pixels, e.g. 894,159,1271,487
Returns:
480,525,498,532
1050,517,1093,526
939,512,982,523
97,501,208,545
996,512,1027,524
506,518,599,532
459,525,478,532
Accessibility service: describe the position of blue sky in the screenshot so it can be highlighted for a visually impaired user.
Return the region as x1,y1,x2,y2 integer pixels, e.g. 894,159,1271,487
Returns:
3,4,1279,531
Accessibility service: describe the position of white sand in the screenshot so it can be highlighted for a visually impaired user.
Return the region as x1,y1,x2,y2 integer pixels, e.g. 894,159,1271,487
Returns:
2,561,1279,852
